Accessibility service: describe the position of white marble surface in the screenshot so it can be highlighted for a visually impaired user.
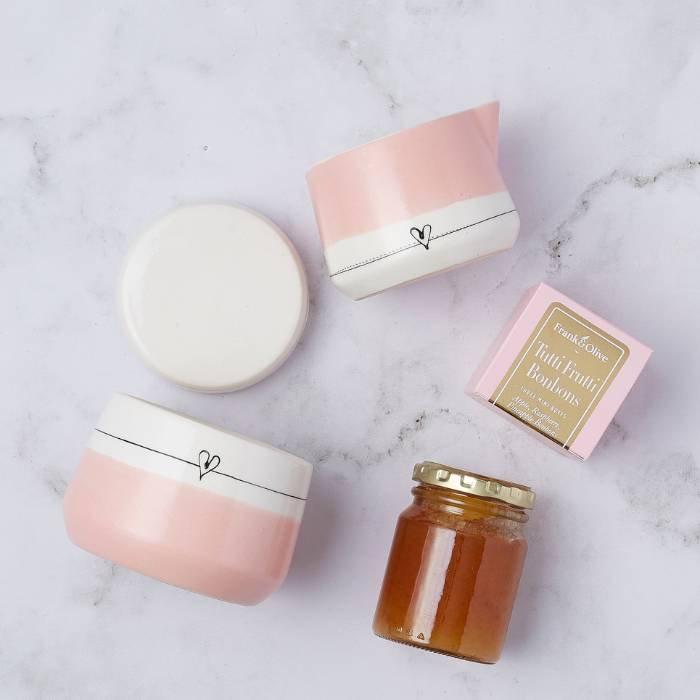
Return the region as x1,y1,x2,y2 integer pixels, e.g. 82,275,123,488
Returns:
2,1,699,698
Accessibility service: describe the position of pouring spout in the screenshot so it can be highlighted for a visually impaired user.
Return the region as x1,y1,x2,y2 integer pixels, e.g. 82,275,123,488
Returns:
472,101,500,159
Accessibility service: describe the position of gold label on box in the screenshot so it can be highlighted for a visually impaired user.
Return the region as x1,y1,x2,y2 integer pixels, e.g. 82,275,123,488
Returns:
490,302,629,449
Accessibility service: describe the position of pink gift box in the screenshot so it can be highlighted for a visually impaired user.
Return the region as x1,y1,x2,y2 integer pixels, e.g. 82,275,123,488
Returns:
467,283,652,460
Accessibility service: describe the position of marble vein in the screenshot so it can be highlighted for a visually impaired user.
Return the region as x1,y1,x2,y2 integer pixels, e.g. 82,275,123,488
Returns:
2,2,700,698
546,157,700,273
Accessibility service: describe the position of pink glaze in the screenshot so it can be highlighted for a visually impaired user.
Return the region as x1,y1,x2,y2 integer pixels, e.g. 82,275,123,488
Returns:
64,449,300,604
307,102,506,246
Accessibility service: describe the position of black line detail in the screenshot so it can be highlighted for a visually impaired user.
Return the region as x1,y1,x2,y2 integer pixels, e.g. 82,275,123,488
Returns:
409,224,432,249
198,449,220,480
94,429,306,501
329,209,517,277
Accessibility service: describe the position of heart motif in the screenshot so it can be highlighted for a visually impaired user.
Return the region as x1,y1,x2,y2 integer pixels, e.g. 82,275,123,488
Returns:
198,450,221,480
409,224,432,249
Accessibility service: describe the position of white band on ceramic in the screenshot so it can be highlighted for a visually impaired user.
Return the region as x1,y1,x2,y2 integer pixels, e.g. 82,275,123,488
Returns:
88,394,312,520
324,191,516,276
323,192,518,299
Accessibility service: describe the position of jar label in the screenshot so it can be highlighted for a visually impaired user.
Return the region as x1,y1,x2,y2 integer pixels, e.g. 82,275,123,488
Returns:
489,303,629,449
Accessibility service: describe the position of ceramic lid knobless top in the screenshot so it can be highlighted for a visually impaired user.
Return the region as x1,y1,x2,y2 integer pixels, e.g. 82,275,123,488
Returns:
119,204,309,392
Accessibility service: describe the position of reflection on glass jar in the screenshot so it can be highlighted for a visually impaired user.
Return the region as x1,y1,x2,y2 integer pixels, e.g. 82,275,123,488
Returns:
373,462,535,663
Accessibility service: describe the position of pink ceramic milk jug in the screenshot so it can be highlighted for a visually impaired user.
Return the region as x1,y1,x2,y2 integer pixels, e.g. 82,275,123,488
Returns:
307,102,519,300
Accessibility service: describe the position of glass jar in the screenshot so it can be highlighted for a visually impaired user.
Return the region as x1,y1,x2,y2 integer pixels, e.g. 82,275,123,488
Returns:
372,462,535,663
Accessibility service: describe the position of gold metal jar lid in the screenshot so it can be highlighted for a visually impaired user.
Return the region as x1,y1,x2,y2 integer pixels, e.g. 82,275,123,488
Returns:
413,461,536,509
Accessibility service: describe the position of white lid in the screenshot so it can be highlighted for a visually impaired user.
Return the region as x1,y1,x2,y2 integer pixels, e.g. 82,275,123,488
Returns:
90,394,312,516
119,205,309,392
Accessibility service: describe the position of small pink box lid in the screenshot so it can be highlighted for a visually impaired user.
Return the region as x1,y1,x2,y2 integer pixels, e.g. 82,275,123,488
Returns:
466,283,652,460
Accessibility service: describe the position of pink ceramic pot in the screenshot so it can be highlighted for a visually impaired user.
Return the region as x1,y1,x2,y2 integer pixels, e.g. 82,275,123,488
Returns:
307,101,519,300
64,394,312,605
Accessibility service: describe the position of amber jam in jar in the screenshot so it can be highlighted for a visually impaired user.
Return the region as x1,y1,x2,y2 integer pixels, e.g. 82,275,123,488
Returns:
372,462,535,663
